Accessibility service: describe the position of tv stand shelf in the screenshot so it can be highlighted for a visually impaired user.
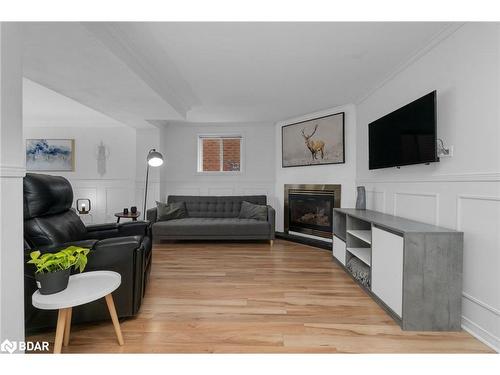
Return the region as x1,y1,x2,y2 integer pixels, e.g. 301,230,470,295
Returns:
333,208,463,332
347,229,371,244
346,247,371,265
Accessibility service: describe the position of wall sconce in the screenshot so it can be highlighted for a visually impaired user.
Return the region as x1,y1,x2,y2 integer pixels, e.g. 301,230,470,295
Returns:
76,199,91,214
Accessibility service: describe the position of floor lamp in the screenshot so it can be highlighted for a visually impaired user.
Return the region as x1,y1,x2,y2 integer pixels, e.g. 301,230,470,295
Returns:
143,148,164,220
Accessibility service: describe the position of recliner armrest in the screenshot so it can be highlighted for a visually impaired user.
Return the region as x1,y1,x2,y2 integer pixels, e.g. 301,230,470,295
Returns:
87,223,118,232
29,236,143,272
93,235,143,254
86,235,144,273
85,221,150,240
116,221,150,237
36,239,99,254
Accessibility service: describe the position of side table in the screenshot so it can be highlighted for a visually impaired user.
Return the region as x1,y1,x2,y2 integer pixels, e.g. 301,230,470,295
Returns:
32,271,123,354
114,212,140,223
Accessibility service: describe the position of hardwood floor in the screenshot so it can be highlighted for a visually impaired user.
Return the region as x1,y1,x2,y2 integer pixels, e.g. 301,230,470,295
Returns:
28,240,492,353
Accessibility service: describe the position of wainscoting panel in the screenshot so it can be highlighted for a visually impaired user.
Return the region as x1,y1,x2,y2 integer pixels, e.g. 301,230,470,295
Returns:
366,190,386,212
135,181,161,215
207,187,235,196
72,187,98,224
457,194,500,343
72,187,98,211
241,186,275,206
164,181,275,204
105,186,136,222
242,186,270,196
69,179,137,224
462,295,500,352
393,191,440,225
165,185,201,197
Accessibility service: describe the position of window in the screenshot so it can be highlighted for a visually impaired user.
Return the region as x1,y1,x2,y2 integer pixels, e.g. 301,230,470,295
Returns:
197,135,242,173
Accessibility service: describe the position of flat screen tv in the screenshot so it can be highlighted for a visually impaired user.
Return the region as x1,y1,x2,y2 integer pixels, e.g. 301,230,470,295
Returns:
369,91,438,170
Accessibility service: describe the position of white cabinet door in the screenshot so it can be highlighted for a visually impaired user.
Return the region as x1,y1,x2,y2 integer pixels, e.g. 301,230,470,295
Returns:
332,236,346,266
371,226,404,317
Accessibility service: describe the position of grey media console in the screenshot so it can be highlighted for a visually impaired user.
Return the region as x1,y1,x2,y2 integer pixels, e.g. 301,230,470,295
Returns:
333,208,463,331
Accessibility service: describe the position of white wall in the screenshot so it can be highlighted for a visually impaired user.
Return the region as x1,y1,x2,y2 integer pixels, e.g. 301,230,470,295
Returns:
0,22,25,348
23,126,139,223
159,121,275,204
356,23,500,351
274,104,357,232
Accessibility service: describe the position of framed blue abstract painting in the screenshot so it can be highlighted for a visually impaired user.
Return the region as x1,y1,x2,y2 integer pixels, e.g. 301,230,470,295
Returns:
26,139,75,171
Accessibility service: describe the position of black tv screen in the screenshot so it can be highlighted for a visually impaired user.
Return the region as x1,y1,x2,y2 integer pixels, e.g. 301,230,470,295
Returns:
369,91,438,170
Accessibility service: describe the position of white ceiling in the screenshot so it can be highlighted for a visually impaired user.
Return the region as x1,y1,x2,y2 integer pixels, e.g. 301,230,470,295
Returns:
22,22,452,127
23,78,126,128
22,23,184,129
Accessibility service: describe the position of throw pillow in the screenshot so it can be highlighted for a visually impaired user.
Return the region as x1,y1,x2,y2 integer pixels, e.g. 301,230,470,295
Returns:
238,201,267,221
156,201,188,221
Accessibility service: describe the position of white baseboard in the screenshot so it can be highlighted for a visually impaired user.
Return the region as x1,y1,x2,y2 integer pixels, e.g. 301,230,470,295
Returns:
289,231,332,243
462,316,500,353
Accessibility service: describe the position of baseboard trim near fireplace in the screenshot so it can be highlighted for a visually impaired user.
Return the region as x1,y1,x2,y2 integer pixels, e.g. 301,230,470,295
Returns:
275,231,332,251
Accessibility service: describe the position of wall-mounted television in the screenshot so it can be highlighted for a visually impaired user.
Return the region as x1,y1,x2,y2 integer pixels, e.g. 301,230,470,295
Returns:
368,91,438,170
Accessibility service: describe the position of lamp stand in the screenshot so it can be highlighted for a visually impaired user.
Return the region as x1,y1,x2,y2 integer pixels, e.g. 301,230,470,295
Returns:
143,163,150,221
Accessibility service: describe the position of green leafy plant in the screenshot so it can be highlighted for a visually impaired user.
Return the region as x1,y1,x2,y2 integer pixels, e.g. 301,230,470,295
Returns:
28,246,90,274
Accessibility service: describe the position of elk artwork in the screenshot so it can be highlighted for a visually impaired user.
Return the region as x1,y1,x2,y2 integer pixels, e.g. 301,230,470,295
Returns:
301,123,325,161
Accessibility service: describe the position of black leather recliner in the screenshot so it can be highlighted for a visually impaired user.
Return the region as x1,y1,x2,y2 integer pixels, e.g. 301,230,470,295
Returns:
23,173,152,334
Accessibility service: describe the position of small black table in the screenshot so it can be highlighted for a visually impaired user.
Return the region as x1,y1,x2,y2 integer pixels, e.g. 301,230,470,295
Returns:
114,212,140,223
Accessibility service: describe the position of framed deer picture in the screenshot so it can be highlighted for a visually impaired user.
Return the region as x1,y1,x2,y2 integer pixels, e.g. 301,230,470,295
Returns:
282,112,345,167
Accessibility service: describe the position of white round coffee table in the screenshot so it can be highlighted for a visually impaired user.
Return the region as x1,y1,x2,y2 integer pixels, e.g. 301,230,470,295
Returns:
32,271,123,354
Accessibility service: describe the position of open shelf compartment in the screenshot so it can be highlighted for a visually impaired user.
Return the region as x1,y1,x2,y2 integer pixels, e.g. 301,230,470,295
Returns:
346,247,371,266
347,229,371,244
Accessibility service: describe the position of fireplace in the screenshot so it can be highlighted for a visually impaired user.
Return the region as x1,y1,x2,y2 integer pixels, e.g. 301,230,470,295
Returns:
284,184,341,239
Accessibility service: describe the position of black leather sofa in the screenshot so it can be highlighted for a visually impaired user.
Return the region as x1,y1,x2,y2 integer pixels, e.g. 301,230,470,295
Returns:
23,173,152,334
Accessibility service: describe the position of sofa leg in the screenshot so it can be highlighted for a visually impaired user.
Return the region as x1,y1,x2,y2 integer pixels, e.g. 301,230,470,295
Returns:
270,240,274,246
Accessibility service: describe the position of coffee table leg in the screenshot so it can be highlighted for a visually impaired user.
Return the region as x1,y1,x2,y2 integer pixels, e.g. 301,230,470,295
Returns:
54,308,68,354
105,293,124,345
63,307,72,346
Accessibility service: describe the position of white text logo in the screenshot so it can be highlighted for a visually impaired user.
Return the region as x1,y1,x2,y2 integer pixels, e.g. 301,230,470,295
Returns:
0,339,17,354
1,339,49,353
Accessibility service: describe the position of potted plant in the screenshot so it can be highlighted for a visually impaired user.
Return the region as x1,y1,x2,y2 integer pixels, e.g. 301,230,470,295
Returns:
28,246,90,295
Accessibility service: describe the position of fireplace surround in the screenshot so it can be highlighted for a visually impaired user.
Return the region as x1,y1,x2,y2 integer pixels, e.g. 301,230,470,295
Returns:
284,184,341,239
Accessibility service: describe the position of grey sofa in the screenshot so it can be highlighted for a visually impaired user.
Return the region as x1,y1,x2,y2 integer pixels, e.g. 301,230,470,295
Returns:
146,195,275,243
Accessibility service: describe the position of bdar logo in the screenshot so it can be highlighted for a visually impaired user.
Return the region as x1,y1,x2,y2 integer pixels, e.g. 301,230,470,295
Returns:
1,339,17,354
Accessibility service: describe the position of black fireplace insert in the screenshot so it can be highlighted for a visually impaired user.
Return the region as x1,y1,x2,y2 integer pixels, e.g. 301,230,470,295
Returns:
288,192,334,236
284,184,341,239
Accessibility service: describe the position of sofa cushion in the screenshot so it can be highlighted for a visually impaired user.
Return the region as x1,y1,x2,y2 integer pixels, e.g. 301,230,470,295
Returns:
152,217,270,237
238,201,268,221
156,201,188,221
167,195,267,218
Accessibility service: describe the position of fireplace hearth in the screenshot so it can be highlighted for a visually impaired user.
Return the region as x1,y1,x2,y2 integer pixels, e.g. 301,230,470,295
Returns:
284,184,341,239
